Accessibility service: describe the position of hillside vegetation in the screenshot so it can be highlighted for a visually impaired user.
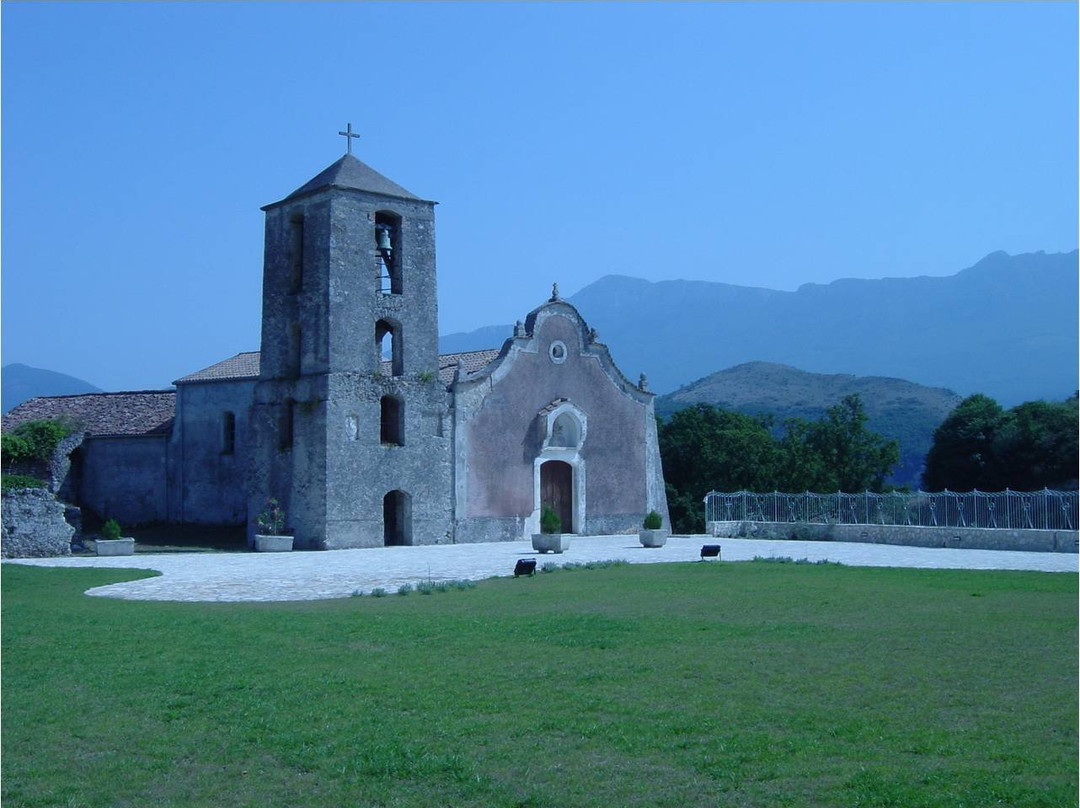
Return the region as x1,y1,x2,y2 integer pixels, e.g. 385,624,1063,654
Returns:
657,362,960,487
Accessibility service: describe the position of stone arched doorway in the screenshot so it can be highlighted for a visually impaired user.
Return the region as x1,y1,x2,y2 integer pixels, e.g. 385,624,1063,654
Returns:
540,460,574,534
383,490,412,546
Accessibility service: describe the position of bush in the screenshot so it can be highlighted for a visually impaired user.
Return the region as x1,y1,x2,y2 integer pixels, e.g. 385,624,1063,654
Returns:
397,583,414,596
1,474,47,491
371,587,388,598
643,510,663,530
540,505,562,534
101,519,123,541
1,419,75,468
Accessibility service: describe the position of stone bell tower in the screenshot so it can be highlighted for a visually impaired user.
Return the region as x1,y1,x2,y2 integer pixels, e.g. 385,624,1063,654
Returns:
249,140,452,549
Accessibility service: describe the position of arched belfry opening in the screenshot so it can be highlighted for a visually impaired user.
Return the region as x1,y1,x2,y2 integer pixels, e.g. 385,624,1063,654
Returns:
383,490,412,546
375,319,403,376
375,211,402,295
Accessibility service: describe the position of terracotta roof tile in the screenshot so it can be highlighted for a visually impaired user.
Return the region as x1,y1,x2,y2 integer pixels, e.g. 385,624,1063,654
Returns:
174,352,261,385
2,391,176,437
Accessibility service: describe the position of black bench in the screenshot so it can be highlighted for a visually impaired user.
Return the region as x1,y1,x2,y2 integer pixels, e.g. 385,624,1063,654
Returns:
700,544,721,560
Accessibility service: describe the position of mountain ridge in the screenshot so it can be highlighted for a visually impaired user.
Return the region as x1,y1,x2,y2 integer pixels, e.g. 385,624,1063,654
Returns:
439,249,1078,405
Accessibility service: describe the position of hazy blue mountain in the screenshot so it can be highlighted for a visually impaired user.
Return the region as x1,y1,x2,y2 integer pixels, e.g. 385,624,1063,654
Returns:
2,364,102,413
439,250,1078,406
655,361,963,487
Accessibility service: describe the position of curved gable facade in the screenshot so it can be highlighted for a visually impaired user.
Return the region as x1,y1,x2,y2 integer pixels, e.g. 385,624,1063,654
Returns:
452,297,668,542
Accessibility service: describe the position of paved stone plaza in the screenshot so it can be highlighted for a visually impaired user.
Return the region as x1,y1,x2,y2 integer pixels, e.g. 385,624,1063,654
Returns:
6,535,1077,602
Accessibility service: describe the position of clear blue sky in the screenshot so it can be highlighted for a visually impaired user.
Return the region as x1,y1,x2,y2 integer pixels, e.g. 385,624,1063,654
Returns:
3,2,1076,392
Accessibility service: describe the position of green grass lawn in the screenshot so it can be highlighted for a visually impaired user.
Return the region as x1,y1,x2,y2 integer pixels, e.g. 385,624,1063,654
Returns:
2,561,1076,808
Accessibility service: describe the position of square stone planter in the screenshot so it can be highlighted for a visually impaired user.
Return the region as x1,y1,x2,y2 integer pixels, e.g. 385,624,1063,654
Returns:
255,534,293,552
95,538,135,556
638,528,670,548
532,533,572,554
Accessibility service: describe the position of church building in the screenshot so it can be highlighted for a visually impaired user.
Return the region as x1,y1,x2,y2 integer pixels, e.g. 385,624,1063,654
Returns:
5,147,669,548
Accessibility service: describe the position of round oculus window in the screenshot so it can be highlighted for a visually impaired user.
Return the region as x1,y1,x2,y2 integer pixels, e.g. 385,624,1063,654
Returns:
549,340,567,364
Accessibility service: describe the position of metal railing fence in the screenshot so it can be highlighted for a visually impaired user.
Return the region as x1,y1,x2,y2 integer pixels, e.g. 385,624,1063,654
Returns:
704,489,1078,531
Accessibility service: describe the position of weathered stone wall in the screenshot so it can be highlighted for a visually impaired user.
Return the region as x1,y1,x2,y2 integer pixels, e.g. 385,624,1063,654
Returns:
171,379,255,525
708,520,1079,553
79,435,168,524
1,488,73,558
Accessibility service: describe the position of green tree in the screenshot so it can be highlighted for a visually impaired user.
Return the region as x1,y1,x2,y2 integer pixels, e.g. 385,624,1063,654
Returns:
658,404,780,532
922,394,1006,491
794,394,899,492
994,399,1078,490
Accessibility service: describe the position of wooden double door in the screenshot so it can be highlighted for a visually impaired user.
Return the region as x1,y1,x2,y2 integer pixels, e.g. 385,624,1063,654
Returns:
540,460,574,533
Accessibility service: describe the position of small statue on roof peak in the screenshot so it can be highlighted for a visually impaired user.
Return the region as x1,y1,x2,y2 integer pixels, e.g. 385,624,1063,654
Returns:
639,373,649,392
514,320,526,338
550,282,560,302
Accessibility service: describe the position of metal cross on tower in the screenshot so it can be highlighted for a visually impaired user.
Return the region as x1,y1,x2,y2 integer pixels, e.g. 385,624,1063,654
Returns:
338,123,360,155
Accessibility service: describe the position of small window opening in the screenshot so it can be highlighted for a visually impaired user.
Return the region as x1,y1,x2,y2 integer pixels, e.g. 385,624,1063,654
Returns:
375,319,403,376
380,396,404,446
288,213,304,294
375,211,402,295
222,411,236,454
280,399,295,451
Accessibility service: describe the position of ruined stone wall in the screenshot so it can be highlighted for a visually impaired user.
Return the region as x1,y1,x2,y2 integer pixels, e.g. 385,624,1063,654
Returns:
1,488,73,558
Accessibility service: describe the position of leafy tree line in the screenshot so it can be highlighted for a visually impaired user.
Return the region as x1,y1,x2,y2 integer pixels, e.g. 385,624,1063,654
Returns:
659,394,899,533
922,393,1078,492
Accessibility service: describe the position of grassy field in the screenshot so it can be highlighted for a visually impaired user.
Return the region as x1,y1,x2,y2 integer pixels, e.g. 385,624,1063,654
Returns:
2,561,1076,808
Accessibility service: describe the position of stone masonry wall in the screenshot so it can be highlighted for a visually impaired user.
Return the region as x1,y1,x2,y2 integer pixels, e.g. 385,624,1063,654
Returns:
2,488,74,558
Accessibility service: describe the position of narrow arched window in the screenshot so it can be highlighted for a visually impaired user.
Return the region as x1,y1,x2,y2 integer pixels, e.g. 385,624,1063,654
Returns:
375,319,403,376
380,395,404,446
280,398,295,451
375,211,402,295
222,411,236,454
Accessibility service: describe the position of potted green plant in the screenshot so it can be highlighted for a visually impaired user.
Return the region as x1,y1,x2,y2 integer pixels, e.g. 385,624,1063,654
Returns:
254,498,293,552
95,518,135,556
532,504,572,553
638,510,669,548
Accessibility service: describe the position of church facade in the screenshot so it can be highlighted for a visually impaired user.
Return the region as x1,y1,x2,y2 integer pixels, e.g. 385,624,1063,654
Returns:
6,151,668,548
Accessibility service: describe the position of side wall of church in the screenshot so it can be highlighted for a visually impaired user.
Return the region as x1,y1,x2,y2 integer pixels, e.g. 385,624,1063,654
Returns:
170,380,255,525
453,304,668,542
79,435,169,525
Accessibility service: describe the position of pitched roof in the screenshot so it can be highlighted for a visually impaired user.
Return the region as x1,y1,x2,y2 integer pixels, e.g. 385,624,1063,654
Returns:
174,352,261,385
2,391,176,437
437,349,502,384
268,154,426,207
175,349,502,387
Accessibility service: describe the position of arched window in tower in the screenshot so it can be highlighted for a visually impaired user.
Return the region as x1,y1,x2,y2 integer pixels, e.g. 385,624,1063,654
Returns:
288,212,304,294
374,211,402,295
375,319,403,377
380,395,404,446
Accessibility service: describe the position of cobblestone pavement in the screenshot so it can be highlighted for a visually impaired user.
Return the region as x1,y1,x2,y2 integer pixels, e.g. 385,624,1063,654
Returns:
6,535,1077,603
